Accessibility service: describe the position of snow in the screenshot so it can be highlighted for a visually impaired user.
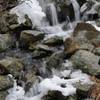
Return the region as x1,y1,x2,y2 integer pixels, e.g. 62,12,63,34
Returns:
10,0,45,27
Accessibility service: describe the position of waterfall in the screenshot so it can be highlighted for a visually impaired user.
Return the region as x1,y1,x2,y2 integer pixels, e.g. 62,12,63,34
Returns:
46,3,59,26
70,0,80,21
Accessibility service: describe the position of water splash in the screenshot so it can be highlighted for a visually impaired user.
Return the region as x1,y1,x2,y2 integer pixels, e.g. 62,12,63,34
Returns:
70,0,80,21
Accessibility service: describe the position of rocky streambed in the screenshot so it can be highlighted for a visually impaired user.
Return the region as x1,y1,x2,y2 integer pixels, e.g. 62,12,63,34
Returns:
0,0,100,100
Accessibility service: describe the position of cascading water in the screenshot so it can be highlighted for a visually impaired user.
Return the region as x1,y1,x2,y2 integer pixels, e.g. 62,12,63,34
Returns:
5,0,95,100
46,3,59,26
70,0,80,21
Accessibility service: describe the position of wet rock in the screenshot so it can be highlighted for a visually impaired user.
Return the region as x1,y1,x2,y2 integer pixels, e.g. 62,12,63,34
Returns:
46,51,64,70
0,34,14,52
73,23,100,48
42,91,66,100
64,38,80,55
42,91,77,100
43,36,63,46
0,57,24,77
71,50,100,76
0,75,13,91
93,47,100,56
0,91,8,100
32,50,51,59
79,43,94,52
76,83,92,99
30,44,53,58
20,30,45,49
0,0,18,11
0,12,18,33
29,44,53,52
73,22,99,37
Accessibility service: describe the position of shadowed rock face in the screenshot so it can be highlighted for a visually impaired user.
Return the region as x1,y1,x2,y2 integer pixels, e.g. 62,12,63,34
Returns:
0,0,18,11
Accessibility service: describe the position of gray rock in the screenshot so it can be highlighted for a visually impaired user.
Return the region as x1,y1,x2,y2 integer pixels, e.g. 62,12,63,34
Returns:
71,50,100,75
0,57,24,77
0,75,13,91
93,47,100,56
20,30,45,49
79,43,94,52
42,91,77,100
76,83,92,98
46,51,64,70
43,36,63,46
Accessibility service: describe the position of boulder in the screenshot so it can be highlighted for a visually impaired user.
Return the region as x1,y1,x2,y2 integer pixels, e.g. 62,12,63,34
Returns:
20,30,45,49
64,38,80,54
0,57,24,77
46,51,64,70
32,50,52,59
76,83,92,99
71,50,100,76
42,91,77,100
30,44,53,59
73,23,100,48
0,75,13,91
73,22,99,37
93,47,100,56
43,36,63,46
0,12,18,33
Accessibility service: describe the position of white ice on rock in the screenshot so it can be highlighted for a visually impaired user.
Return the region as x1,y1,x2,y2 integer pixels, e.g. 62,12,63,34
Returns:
6,69,92,100
10,0,45,27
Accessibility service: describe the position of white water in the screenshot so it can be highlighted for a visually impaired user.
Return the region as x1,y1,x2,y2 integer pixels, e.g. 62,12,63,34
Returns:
46,3,59,25
6,69,92,100
70,0,80,21
10,0,45,27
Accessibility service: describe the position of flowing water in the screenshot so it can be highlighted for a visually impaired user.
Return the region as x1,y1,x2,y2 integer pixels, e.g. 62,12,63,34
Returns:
70,0,80,21
5,0,95,100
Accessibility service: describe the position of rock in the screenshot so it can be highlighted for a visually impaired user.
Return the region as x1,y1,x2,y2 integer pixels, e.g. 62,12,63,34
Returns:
46,51,64,70
42,91,66,100
0,12,18,33
76,83,92,99
79,43,94,52
90,76,100,100
73,22,99,37
32,50,51,59
0,57,24,77
93,47,100,56
20,30,45,49
0,0,18,11
30,44,53,58
0,75,13,91
73,23,100,48
71,50,100,76
0,91,8,100
42,91,77,100
29,44,53,52
43,36,63,46
0,34,14,52
64,38,80,54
